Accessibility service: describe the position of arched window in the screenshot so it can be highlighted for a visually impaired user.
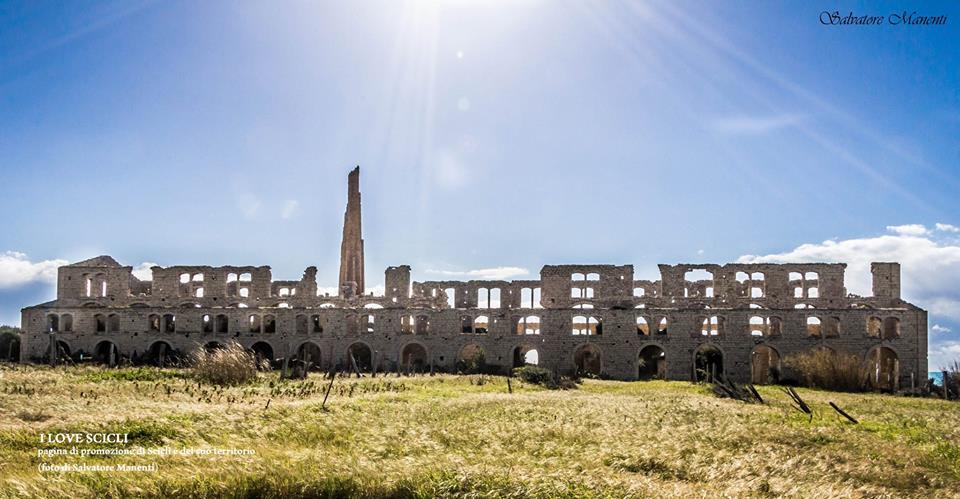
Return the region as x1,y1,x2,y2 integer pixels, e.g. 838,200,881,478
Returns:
363,314,375,333
248,315,262,333
263,315,276,333
517,316,540,335
749,316,766,337
149,314,160,332
882,317,900,339
572,316,600,335
94,314,106,332
311,315,323,333
162,314,175,333
701,316,720,336
460,315,473,334
657,317,668,335
62,314,73,332
806,316,822,337
636,316,649,335
474,315,489,334
867,316,882,337
46,315,59,333
216,314,229,333
202,314,213,333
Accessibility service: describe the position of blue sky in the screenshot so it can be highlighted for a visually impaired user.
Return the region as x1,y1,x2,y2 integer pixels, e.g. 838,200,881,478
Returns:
1,1,959,366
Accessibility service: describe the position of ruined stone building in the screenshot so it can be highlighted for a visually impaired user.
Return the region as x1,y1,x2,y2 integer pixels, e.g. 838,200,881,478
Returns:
20,169,927,387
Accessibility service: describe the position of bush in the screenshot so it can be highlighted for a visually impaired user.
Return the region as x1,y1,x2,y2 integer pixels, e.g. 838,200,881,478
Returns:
784,349,869,392
190,342,259,386
513,366,552,385
944,360,960,399
512,366,578,390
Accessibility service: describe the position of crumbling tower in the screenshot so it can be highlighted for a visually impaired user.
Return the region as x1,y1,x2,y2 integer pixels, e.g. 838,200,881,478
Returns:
338,166,365,297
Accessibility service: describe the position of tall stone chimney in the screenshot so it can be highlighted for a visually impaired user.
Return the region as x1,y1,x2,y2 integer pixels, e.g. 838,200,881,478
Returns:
338,166,365,297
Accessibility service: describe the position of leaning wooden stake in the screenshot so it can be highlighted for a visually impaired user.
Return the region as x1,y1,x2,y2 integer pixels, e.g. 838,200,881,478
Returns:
829,402,858,424
507,376,513,394
350,354,363,378
747,384,764,404
784,387,813,421
321,367,337,409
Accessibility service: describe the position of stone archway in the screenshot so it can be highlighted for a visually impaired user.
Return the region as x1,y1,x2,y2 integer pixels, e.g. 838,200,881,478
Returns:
638,344,666,380
146,341,176,367
400,343,428,372
866,346,899,391
456,343,486,373
250,341,275,369
513,344,539,368
94,340,119,366
573,343,602,376
347,342,373,372
751,344,781,384
694,344,723,382
295,342,323,370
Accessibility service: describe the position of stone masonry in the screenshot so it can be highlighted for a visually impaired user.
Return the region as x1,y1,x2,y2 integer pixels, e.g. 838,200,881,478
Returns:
20,169,927,387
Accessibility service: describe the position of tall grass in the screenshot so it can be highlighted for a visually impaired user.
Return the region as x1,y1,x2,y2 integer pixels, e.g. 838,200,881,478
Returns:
190,342,259,386
785,349,869,392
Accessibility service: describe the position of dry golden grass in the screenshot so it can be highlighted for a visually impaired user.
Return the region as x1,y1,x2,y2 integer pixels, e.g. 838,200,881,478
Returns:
0,363,958,498
189,342,259,386
785,349,870,392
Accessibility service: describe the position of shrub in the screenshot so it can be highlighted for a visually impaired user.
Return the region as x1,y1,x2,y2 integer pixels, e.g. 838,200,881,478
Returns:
944,360,960,399
513,366,552,385
784,349,869,392
190,342,259,386
512,366,578,390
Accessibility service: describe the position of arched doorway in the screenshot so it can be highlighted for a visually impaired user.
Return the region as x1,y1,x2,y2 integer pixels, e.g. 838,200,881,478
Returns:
295,342,323,370
751,345,781,384
250,342,275,369
866,346,899,391
456,344,486,373
513,345,539,368
638,345,666,380
204,341,224,352
0,332,20,362
146,341,176,367
400,343,428,372
94,341,119,366
573,344,602,376
694,344,723,382
347,342,372,371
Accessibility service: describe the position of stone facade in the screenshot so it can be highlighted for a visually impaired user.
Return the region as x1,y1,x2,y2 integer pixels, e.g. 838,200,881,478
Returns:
19,170,927,387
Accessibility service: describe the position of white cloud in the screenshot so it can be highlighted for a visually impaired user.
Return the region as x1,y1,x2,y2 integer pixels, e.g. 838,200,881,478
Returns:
131,262,158,281
426,267,529,280
931,324,952,334
886,224,929,236
936,223,960,233
705,113,804,135
281,200,299,220
0,251,68,289
930,341,960,370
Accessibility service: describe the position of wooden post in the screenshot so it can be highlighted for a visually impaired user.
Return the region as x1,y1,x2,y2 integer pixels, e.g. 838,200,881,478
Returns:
350,354,362,378
321,366,337,409
49,334,57,367
109,344,116,368
945,371,950,400
893,359,900,392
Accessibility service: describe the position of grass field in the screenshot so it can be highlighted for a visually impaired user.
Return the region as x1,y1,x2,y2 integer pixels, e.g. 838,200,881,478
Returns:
0,364,958,498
